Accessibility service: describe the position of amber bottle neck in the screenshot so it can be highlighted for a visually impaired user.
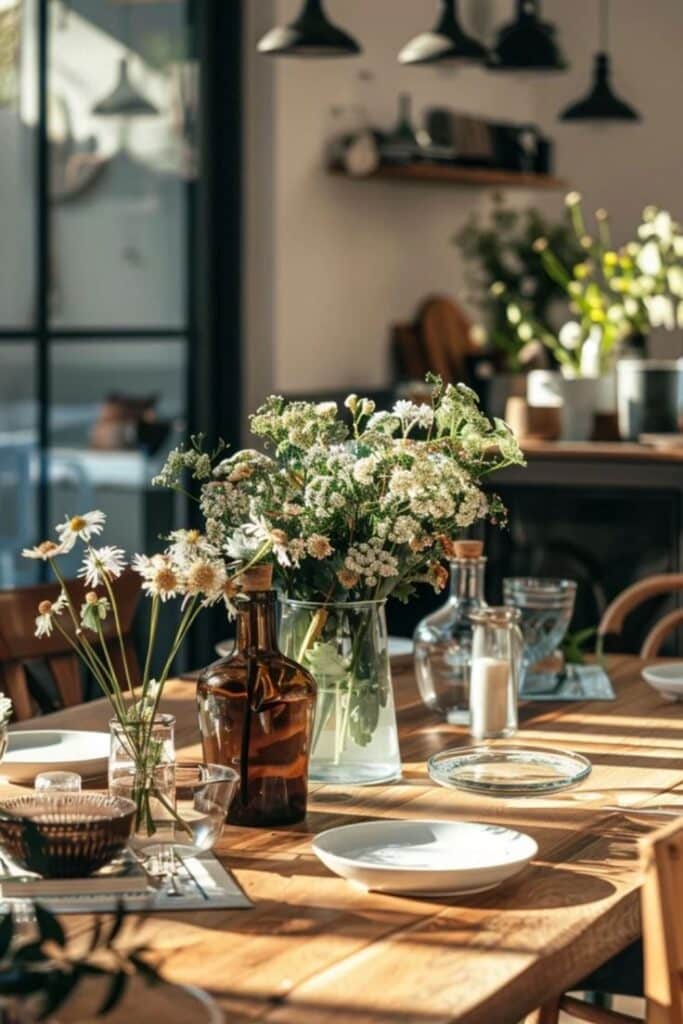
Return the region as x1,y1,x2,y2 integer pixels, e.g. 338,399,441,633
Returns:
235,591,279,651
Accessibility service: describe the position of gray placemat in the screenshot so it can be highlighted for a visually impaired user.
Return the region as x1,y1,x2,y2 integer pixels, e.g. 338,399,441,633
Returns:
0,851,253,915
521,663,615,702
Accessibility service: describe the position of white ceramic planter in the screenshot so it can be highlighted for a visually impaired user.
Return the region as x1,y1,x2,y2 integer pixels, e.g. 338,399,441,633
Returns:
527,370,603,442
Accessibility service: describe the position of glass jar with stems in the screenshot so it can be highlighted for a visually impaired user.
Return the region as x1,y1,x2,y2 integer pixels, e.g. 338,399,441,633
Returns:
279,597,402,786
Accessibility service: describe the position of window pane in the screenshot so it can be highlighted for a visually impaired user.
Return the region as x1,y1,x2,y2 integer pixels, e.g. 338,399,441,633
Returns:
0,342,39,586
47,0,197,329
0,1,36,327
49,339,187,574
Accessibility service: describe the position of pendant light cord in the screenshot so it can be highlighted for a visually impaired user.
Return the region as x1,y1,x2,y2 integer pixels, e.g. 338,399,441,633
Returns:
599,0,609,52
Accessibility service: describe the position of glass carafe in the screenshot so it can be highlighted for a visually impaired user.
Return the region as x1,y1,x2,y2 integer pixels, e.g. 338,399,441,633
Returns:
196,567,316,827
413,541,487,722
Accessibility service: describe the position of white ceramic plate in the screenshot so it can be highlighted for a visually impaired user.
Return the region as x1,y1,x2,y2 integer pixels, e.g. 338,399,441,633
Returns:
642,663,683,701
312,819,537,897
2,730,110,783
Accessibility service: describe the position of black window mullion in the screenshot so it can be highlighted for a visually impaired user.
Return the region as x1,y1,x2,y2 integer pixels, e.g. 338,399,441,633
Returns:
36,0,49,554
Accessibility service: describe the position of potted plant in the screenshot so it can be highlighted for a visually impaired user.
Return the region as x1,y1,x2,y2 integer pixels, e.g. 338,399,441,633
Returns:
455,194,583,416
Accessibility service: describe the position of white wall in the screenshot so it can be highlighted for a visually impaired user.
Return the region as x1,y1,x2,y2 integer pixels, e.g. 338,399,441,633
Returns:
244,0,683,404
244,0,539,402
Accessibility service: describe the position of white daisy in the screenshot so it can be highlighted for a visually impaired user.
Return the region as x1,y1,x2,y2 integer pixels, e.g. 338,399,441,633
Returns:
78,546,126,588
56,511,106,552
0,694,12,724
21,540,67,561
185,558,227,606
167,529,219,568
140,557,184,602
80,592,111,631
34,594,67,638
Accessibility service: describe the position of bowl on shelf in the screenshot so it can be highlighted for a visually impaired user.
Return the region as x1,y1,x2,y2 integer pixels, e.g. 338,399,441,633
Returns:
0,793,136,878
642,663,683,701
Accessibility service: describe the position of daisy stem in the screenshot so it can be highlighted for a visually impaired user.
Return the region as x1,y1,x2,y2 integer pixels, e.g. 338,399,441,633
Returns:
96,554,134,700
95,617,129,711
142,595,160,692
48,560,82,633
141,597,202,763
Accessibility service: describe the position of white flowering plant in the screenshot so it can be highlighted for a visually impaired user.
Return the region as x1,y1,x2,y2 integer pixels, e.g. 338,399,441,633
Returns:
22,512,240,833
155,376,523,606
154,378,523,758
498,196,683,378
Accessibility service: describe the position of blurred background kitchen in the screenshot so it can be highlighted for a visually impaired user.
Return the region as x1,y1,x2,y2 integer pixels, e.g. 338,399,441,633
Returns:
2,0,683,652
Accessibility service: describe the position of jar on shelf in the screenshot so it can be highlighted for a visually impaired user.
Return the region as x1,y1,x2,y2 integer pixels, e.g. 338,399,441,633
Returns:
413,540,488,723
196,566,316,828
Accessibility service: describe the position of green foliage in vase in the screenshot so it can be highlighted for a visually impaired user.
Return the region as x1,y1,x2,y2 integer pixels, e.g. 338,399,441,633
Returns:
454,194,583,371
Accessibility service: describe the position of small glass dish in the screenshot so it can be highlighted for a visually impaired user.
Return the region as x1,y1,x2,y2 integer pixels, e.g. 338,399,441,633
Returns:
427,744,591,796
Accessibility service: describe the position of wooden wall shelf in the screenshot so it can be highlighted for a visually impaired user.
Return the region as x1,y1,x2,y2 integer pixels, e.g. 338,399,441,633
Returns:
329,163,565,190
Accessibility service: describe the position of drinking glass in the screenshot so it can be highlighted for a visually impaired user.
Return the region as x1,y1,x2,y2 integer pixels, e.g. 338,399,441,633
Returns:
503,578,577,692
143,762,239,876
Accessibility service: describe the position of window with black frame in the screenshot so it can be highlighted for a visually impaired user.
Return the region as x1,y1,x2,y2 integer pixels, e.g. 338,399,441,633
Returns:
0,0,199,588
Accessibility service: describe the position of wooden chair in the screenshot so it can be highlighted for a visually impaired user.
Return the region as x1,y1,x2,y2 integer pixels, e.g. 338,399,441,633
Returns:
599,575,683,657
0,571,141,720
526,817,683,1024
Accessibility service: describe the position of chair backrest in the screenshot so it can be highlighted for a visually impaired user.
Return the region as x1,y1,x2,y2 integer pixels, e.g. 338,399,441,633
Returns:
641,818,683,1024
0,571,141,720
598,574,683,658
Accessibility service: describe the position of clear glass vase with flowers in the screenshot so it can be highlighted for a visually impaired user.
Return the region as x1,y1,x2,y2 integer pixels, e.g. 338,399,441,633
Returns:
23,512,239,845
155,375,524,785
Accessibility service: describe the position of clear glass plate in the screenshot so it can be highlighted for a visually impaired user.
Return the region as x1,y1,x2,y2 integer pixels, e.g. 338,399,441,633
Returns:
427,744,591,796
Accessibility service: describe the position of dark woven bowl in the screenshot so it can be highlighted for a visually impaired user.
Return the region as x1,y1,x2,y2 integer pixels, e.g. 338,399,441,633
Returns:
0,793,136,878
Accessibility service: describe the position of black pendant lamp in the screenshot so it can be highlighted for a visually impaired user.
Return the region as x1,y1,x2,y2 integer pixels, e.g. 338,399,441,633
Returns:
92,57,158,117
398,0,487,66
487,0,567,71
258,0,361,58
560,0,639,121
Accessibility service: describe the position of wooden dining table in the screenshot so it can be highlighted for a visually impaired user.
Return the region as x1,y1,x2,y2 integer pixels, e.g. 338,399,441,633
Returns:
8,654,683,1024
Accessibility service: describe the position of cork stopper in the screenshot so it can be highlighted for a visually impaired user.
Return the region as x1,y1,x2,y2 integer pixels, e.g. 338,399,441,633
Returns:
239,564,273,592
453,540,484,560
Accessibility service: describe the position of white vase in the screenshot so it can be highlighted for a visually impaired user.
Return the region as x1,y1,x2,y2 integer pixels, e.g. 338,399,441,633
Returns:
527,370,601,442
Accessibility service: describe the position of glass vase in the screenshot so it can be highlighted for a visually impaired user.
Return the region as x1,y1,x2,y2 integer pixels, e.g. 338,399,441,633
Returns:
108,714,176,845
279,598,402,786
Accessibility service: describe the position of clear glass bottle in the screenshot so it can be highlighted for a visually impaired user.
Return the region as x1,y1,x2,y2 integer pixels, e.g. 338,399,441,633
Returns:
196,566,316,828
469,607,523,740
413,541,488,722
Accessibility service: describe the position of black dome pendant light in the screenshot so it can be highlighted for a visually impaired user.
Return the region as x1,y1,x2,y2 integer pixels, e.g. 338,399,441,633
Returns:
560,0,639,121
258,0,361,58
487,0,567,72
398,0,487,66
91,2,158,118
92,57,158,117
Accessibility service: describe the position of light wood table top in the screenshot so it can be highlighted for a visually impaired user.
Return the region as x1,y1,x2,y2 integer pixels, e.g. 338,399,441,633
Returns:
10,655,683,1024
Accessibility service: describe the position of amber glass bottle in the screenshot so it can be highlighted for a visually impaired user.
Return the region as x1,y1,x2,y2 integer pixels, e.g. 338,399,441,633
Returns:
196,566,316,827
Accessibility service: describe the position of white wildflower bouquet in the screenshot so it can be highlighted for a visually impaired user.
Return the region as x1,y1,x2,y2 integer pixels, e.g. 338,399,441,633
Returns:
155,377,523,762
23,512,239,833
155,375,523,604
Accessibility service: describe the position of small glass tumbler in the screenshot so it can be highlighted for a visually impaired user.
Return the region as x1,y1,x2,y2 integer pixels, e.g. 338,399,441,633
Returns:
35,771,82,793
469,607,523,741
503,578,577,692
